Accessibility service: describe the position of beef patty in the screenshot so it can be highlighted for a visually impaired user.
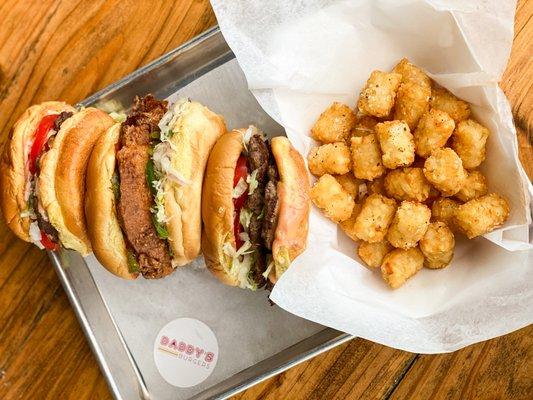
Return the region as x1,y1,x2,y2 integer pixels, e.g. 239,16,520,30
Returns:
117,95,174,279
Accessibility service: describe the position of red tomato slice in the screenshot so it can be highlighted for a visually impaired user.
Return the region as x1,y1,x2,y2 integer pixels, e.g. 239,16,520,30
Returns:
40,231,59,251
29,114,59,175
233,155,249,249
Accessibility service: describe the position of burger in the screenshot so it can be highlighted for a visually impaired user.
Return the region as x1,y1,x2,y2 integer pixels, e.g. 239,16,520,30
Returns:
0,102,114,254
85,95,226,279
201,126,310,290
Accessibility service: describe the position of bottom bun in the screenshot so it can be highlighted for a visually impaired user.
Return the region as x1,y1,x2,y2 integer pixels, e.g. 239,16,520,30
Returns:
85,123,137,279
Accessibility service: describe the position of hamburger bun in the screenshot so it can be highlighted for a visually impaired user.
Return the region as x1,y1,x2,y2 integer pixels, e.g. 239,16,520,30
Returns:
85,123,136,279
161,100,226,266
38,107,114,255
0,101,75,242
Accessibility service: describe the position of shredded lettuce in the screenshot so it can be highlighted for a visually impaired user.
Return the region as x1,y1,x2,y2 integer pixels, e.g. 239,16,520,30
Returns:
238,231,250,243
262,260,274,279
152,142,190,186
222,240,258,290
29,222,45,250
247,169,259,195
239,208,252,230
109,112,127,123
232,177,248,198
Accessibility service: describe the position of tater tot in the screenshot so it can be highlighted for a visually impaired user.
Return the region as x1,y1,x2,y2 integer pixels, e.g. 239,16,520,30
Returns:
308,142,351,176
357,71,402,118
431,197,461,229
311,102,356,143
384,167,431,202
392,58,431,90
351,115,379,137
335,173,363,199
358,240,393,269
375,120,415,169
414,109,455,158
423,148,467,196
381,247,424,288
353,194,397,243
311,174,355,223
419,222,455,269
340,203,363,241
387,201,431,249
451,119,490,169
368,176,386,196
350,134,385,181
454,193,510,238
430,87,471,123
393,82,431,130
454,170,488,202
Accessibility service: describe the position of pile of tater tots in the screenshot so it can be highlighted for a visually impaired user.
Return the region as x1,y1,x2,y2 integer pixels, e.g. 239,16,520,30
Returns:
308,58,510,289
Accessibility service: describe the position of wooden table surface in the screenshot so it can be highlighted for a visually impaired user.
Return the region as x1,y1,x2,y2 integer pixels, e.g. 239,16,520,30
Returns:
0,1,531,399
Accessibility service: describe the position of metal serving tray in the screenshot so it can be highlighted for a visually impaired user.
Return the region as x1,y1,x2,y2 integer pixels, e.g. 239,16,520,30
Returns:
49,26,352,400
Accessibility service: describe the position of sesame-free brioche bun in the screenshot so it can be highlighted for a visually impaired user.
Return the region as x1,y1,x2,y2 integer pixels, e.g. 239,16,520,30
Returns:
0,101,75,242
201,129,310,287
163,100,226,266
85,123,136,279
38,107,114,255
268,136,310,283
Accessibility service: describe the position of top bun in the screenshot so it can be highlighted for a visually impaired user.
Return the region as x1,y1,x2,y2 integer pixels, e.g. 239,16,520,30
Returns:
38,107,114,255
269,136,310,283
0,101,75,242
161,100,226,266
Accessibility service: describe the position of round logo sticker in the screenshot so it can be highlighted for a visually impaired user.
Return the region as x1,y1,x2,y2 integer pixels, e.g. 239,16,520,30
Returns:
153,318,219,387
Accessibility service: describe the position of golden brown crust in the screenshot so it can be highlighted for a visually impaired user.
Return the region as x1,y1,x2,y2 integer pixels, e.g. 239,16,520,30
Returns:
201,130,244,286
0,101,75,242
269,136,310,283
85,123,137,279
38,107,114,255
163,101,226,266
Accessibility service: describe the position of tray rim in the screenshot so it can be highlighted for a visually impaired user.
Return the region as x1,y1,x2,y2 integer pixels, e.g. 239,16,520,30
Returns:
51,25,353,400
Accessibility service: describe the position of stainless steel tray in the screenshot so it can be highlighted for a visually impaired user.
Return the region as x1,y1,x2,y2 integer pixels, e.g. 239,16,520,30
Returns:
49,26,352,400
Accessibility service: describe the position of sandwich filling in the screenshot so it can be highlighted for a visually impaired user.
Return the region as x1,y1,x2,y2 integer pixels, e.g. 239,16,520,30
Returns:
115,95,177,279
225,126,279,290
22,111,73,250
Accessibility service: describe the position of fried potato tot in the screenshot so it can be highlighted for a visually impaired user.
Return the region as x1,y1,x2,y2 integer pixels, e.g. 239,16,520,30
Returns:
375,120,416,169
340,203,363,241
455,170,488,202
351,115,379,137
353,194,397,243
430,87,471,123
387,201,431,249
454,193,510,238
381,247,424,288
308,142,351,176
419,222,455,269
311,102,356,143
350,134,385,181
368,176,386,196
311,174,355,223
357,71,402,118
335,173,363,199
451,119,490,169
384,167,431,202
393,82,431,130
358,240,393,269
431,197,461,230
414,109,455,158
423,148,467,196
392,58,431,90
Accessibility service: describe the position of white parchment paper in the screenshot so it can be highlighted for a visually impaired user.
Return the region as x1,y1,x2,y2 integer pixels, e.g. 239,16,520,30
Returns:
211,0,533,353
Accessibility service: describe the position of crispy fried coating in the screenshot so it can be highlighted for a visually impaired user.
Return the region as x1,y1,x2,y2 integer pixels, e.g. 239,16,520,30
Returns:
381,247,424,288
419,222,455,269
340,203,363,241
387,201,431,249
375,120,415,169
423,148,467,196
335,173,363,199
455,169,488,202
384,167,431,202
311,102,356,143
451,119,490,169
430,86,471,123
414,109,455,158
353,194,397,243
431,197,461,230
393,82,431,130
454,193,510,238
308,142,351,176
350,134,385,181
392,58,431,89
358,240,393,269
368,176,386,196
357,71,402,118
311,174,355,223
351,115,379,137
